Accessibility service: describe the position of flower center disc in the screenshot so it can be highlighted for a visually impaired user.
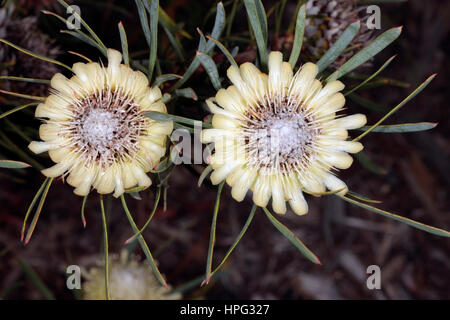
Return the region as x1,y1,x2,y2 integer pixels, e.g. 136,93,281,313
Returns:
67,90,147,167
244,100,318,173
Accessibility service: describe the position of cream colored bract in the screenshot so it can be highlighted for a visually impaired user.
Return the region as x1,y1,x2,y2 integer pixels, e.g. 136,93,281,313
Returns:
83,251,180,300
201,51,367,215
28,49,173,197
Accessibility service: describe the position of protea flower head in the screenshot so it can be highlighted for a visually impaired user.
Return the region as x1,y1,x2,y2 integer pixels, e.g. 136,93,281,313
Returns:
83,251,181,300
201,51,366,215
28,49,173,197
304,0,375,67
0,5,60,96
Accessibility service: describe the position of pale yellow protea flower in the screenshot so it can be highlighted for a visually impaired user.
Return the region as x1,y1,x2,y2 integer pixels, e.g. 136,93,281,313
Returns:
28,49,173,197
201,51,367,215
83,251,181,300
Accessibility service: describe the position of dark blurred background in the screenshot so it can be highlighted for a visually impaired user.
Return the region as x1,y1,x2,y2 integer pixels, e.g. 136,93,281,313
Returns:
0,0,449,299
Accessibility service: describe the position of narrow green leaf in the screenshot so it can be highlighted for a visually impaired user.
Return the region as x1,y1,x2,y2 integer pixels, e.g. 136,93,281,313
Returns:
244,0,268,68
275,0,287,37
142,0,159,80
263,207,321,264
173,2,225,90
327,26,402,81
197,51,221,90
206,35,238,68
317,21,360,73
288,4,306,68
198,165,213,187
159,22,185,61
210,204,256,278
24,178,53,245
145,111,210,128
18,258,55,300
344,55,396,96
175,88,198,101
338,194,450,237
42,10,106,56
358,122,437,133
121,195,168,287
0,160,31,169
346,190,382,204
203,181,225,285
0,39,72,72
99,196,110,300
125,187,161,244
118,22,129,66
0,130,43,170
354,74,436,141
0,76,50,84
60,30,107,56
0,89,44,102
158,7,191,40
21,178,50,241
154,74,183,87
135,0,151,48
0,103,38,120
57,0,107,51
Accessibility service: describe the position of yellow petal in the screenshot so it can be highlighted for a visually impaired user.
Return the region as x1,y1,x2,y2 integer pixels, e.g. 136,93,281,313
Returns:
334,114,367,130
231,167,257,202
271,175,287,214
252,175,271,208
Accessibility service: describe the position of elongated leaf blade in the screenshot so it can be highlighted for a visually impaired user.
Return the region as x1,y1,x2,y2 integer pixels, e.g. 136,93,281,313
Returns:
206,35,238,68
99,196,110,300
175,88,198,101
358,122,437,133
197,51,221,90
198,165,213,187
204,181,225,284
173,2,225,90
344,55,397,96
121,195,168,287
354,74,436,141
0,103,38,120
118,22,129,65
327,26,402,81
57,0,107,51
288,4,306,68
263,207,321,264
338,195,450,237
317,21,360,73
145,111,209,128
210,205,256,277
24,178,53,244
143,0,159,80
154,74,183,87
0,160,31,169
244,0,268,68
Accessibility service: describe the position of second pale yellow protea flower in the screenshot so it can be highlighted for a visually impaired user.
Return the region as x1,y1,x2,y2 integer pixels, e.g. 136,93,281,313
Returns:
28,49,173,197
201,51,367,215
83,251,181,300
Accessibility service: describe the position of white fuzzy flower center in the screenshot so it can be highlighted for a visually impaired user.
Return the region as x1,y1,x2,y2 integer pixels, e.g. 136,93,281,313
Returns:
64,90,148,167
244,98,318,173
81,109,119,149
